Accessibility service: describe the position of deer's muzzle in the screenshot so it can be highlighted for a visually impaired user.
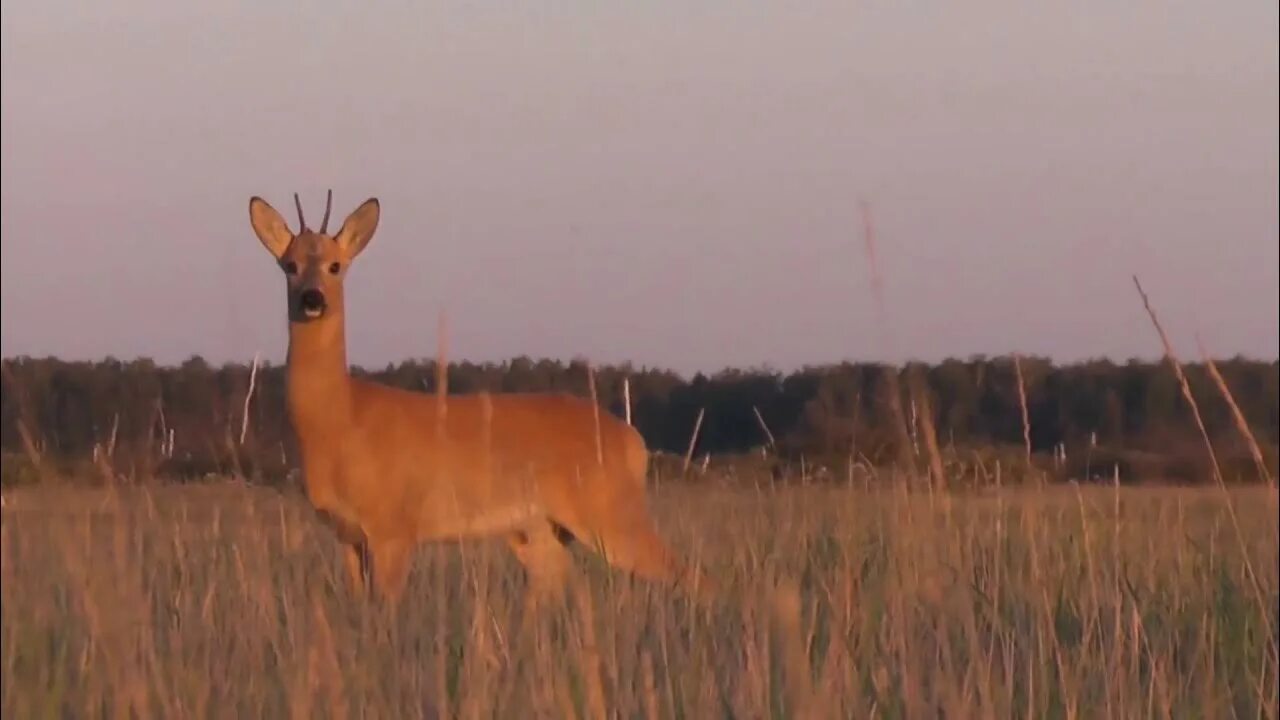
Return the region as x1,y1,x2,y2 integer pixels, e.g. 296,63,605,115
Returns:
299,288,327,319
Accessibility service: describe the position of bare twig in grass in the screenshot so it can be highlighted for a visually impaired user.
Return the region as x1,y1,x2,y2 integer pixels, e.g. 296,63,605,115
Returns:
1196,335,1274,485
623,376,632,426
107,412,119,459
1013,354,1033,469
752,405,777,451
683,407,705,476
156,398,170,458
587,363,604,466
239,352,261,446
1131,274,1274,649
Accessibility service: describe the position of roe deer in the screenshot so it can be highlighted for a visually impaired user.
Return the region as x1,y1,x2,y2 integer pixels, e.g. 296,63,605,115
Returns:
247,191,708,606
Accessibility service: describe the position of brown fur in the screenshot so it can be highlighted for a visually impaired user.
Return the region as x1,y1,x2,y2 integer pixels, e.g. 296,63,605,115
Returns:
248,193,708,606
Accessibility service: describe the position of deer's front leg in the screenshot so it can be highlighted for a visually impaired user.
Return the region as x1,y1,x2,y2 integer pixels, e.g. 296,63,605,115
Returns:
368,537,412,607
342,541,371,597
311,505,371,599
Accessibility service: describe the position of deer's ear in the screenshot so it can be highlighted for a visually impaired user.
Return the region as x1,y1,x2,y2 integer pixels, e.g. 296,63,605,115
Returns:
335,198,380,260
248,197,293,259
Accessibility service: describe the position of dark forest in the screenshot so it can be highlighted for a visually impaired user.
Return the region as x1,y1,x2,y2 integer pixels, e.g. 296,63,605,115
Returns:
2,354,1276,486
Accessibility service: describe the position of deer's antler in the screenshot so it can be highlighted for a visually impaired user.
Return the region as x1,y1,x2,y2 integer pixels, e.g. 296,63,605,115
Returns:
294,193,308,232
320,189,333,234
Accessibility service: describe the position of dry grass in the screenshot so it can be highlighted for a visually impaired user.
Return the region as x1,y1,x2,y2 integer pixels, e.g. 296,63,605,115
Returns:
2,477,1277,718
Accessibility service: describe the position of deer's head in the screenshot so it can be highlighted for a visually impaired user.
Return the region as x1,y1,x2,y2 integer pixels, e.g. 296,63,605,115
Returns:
248,192,380,324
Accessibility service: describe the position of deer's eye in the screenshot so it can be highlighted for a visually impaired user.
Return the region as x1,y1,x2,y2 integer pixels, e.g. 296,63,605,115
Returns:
283,261,299,275
328,262,341,275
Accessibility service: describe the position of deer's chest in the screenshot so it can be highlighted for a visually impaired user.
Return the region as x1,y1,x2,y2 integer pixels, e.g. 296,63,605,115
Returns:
299,448,373,543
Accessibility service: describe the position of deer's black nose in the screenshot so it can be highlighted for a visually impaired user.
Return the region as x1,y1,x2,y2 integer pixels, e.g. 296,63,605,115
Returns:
299,289,327,313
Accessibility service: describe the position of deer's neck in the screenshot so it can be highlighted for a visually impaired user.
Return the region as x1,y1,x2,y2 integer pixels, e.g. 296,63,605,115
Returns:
285,315,353,434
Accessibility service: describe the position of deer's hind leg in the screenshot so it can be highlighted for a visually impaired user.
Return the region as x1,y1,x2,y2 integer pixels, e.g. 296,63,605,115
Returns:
508,520,574,608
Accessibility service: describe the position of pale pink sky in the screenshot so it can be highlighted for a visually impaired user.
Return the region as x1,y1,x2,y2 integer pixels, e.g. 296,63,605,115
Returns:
2,2,1277,375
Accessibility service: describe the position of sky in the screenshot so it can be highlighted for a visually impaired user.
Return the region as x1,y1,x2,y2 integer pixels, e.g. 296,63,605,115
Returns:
2,2,1277,376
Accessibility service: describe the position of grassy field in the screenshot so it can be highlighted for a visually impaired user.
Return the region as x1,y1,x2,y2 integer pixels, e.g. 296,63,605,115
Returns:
2,477,1277,719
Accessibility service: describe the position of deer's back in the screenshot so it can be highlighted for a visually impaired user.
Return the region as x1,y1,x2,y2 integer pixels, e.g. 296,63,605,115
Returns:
320,379,650,538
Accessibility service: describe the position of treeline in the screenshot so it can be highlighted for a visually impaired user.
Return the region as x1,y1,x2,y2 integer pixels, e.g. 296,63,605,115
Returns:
1,354,1276,486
